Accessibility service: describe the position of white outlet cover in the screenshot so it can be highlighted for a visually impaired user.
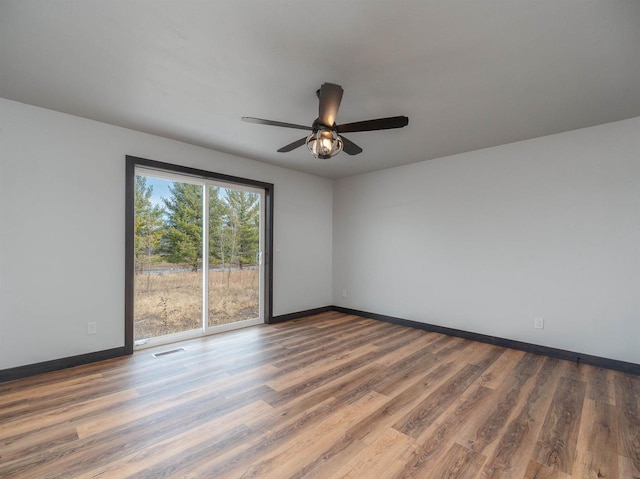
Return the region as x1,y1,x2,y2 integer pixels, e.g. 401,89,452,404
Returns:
534,318,544,329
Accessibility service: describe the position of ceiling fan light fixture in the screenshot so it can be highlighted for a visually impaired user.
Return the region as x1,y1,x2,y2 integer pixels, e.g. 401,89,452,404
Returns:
306,128,343,159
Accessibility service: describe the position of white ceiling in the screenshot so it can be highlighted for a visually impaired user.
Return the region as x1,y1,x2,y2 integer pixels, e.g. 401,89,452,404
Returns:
1,1,639,179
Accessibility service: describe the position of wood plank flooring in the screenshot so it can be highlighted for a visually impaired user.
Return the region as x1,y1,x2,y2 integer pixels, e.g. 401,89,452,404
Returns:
0,312,638,478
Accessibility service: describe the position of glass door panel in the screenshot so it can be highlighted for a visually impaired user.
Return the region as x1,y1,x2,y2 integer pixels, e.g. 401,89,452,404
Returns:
207,185,262,329
134,174,203,342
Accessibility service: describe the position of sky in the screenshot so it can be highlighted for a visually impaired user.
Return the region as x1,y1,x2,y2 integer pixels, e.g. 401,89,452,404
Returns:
145,176,172,208
141,175,233,209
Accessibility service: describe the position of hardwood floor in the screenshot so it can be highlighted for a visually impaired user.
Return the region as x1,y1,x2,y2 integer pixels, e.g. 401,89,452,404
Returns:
1,312,638,478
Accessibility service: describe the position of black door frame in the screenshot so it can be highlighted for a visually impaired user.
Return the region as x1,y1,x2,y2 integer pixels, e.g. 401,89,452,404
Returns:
125,156,274,354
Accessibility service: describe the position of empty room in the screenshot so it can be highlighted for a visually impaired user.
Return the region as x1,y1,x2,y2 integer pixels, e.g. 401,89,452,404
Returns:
1,1,638,478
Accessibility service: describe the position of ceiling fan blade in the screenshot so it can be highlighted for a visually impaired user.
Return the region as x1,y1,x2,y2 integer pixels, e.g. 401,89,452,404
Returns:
277,137,307,153
340,136,363,155
318,83,344,127
242,117,311,131
337,116,409,133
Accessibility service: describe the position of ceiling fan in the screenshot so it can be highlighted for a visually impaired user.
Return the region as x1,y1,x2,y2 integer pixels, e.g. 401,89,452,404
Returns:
242,82,409,160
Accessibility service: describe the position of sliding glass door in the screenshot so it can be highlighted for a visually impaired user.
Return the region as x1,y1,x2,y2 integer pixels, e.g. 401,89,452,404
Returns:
132,167,264,348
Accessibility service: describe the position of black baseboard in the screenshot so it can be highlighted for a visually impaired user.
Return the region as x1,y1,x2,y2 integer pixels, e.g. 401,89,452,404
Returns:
4,305,637,382
271,306,333,324
0,347,128,383
2,306,332,382
332,306,640,376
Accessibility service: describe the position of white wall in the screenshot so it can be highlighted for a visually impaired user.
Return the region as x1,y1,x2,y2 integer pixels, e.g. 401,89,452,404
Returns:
2,98,637,371
333,117,640,364
0,99,333,370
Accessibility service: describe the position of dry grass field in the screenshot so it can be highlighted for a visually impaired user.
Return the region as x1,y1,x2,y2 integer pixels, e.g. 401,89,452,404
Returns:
134,268,259,339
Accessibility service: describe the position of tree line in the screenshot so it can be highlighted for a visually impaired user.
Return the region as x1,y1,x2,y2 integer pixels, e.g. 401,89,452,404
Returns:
135,176,260,273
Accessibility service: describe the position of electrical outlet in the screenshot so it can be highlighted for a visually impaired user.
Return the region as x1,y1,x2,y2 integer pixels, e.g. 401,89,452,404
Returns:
534,317,544,330
88,322,97,335
342,289,347,298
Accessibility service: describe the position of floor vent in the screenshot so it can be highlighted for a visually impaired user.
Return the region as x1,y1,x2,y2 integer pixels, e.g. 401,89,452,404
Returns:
152,348,185,358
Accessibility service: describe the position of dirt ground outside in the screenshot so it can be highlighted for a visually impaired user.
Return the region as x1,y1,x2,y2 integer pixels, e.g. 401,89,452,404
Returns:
134,268,259,340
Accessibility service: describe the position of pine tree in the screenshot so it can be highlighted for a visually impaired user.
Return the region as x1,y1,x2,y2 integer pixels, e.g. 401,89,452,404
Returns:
208,186,228,266
163,182,203,271
225,190,260,269
134,176,164,275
